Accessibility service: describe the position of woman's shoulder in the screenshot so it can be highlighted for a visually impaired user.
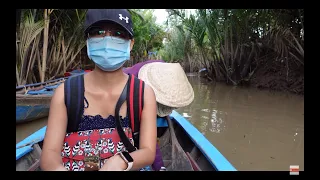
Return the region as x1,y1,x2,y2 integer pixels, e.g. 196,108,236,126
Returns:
51,83,65,102
142,83,156,102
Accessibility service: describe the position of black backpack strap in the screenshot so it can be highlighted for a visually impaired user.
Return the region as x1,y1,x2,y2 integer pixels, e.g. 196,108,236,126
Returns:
114,78,137,153
127,74,145,149
64,74,85,133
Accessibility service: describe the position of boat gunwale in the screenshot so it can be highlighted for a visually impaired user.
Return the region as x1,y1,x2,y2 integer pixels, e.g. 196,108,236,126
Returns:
16,77,67,90
170,110,237,171
16,96,53,106
16,126,47,160
16,94,53,98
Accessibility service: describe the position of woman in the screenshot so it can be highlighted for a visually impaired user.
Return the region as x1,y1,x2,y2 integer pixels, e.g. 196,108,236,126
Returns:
124,61,194,171
40,9,157,171
125,61,194,118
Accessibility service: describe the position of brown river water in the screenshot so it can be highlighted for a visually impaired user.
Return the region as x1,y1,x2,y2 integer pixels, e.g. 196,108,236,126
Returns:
16,75,304,171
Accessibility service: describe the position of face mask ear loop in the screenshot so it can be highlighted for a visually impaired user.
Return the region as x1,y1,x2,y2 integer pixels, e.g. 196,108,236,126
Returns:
127,40,131,60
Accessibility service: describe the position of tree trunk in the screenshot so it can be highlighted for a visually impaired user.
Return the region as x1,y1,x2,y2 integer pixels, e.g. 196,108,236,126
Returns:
16,64,20,85
41,9,50,82
240,42,255,78
187,53,192,72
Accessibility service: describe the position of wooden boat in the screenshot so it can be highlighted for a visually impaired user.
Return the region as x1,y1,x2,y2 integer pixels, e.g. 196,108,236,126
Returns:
16,77,66,124
16,110,236,171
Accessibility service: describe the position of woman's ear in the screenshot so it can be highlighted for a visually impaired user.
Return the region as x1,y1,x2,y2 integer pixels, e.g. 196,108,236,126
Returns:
130,39,135,51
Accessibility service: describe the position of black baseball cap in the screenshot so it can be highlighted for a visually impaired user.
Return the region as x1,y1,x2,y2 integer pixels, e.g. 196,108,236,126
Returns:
84,9,134,38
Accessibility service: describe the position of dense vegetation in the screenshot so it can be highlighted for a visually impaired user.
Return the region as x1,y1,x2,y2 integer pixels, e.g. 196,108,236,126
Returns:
16,9,304,95
16,9,87,85
160,9,304,95
16,9,165,85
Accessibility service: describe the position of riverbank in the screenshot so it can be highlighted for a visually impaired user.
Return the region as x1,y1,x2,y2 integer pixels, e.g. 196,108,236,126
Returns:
250,57,304,95
197,60,304,96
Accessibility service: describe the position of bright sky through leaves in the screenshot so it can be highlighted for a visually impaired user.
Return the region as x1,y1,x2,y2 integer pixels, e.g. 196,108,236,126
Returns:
153,9,197,25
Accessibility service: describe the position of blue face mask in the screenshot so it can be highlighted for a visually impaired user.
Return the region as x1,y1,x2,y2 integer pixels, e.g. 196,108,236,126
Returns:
87,36,131,71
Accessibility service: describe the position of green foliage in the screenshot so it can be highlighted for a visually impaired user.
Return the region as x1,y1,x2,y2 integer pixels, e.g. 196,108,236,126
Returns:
130,9,166,63
16,9,87,84
161,9,304,87
16,9,167,84
17,9,303,93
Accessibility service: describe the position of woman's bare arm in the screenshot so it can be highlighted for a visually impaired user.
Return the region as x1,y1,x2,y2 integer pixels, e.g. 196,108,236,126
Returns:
101,84,157,171
40,84,68,171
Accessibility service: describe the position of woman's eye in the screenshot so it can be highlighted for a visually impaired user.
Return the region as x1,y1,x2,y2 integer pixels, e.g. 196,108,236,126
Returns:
89,29,105,37
112,30,128,39
98,30,105,35
111,30,121,36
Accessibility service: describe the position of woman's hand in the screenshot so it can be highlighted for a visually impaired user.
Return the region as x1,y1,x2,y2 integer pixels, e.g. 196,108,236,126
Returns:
99,154,127,171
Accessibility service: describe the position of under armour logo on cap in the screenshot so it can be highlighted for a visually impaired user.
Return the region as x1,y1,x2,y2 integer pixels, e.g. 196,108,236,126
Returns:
119,14,129,23
84,9,134,37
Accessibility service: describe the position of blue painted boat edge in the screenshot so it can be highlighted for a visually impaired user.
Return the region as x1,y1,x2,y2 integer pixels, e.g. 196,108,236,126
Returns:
16,146,33,160
16,77,66,89
170,110,237,171
157,117,168,127
16,126,47,160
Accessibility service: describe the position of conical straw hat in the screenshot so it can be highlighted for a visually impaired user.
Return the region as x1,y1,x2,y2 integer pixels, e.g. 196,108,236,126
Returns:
138,62,194,108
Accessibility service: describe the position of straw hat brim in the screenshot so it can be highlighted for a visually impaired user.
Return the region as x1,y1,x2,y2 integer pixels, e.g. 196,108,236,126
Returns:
138,62,194,108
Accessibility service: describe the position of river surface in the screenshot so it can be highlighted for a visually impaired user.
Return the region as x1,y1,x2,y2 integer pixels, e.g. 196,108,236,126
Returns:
16,75,304,171
177,75,304,171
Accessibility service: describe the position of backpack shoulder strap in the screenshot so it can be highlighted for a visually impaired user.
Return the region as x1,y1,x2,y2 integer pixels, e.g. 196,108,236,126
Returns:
127,74,145,149
64,74,85,133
